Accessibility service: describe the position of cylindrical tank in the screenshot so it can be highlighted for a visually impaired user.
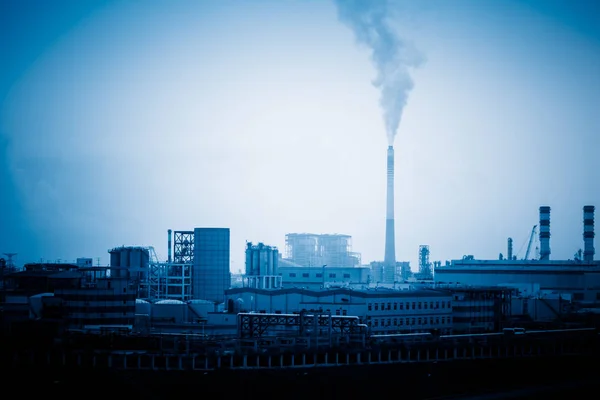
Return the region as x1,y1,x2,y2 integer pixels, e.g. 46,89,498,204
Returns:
120,248,130,268
245,242,253,275
135,299,151,315
110,251,120,267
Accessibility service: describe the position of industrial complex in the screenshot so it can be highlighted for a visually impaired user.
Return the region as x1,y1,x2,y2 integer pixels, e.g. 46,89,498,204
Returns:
1,146,599,391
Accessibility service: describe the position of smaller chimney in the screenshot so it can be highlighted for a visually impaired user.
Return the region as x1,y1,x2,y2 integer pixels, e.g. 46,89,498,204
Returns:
168,229,172,263
539,206,551,260
583,205,595,261
507,238,513,260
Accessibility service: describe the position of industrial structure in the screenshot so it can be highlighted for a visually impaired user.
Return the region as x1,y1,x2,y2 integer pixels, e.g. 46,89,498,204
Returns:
435,206,600,303
284,233,361,267
384,145,396,268
243,242,282,289
415,245,433,280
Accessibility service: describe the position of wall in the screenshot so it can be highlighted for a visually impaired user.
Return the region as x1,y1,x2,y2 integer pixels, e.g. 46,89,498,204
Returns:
279,266,369,289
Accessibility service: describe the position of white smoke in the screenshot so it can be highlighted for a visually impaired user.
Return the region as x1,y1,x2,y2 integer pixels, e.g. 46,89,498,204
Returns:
334,0,423,145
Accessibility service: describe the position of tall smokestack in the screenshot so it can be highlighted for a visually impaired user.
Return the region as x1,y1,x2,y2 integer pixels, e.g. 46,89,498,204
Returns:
384,146,396,266
168,229,172,263
539,206,551,260
583,205,595,261
507,237,513,260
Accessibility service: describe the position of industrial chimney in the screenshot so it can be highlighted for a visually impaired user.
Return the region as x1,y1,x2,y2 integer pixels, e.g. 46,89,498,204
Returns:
583,205,595,261
168,229,172,263
384,145,396,266
539,206,551,260
507,237,513,260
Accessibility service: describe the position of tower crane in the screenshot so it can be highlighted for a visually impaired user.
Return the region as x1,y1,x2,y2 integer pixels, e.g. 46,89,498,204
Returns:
524,225,537,260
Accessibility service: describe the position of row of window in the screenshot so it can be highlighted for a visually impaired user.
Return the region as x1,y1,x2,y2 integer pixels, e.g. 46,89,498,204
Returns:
368,316,452,327
368,301,452,312
287,273,352,279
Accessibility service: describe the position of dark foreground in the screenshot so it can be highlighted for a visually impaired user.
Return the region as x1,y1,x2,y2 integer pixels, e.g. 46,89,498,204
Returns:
7,355,598,399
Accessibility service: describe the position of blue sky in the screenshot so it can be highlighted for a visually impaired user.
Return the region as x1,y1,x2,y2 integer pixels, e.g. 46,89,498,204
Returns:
1,0,599,270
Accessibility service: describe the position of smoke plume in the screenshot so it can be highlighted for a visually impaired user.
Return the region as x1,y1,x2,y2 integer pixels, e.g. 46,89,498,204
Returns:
334,0,423,145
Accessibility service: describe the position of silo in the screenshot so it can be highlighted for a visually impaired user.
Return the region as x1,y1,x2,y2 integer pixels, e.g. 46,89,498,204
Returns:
130,248,142,271
120,248,130,268
245,243,253,275
110,250,120,267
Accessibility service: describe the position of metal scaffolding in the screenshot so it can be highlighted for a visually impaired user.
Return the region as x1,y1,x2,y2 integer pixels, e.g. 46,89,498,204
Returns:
174,231,194,264
148,262,192,301
284,233,361,267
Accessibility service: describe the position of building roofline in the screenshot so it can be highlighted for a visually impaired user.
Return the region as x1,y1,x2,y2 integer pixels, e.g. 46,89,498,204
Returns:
225,287,449,298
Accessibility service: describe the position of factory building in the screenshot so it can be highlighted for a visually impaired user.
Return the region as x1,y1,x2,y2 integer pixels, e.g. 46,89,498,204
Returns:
193,228,230,303
435,206,600,303
277,262,370,289
284,233,361,267
243,242,282,289
224,287,454,334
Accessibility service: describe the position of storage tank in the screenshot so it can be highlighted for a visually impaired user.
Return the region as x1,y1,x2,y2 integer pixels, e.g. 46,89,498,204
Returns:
153,300,188,324
110,250,120,267
135,298,151,315
120,248,130,268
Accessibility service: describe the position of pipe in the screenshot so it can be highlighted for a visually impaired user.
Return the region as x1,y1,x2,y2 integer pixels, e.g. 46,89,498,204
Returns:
168,229,172,263
384,146,396,266
583,205,595,261
539,206,551,260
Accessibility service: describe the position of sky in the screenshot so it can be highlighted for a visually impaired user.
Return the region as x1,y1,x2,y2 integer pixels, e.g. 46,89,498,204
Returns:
1,0,599,271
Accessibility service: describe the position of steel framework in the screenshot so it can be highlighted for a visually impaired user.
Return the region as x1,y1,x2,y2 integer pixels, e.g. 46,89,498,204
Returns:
174,231,194,264
147,262,192,301
237,311,367,339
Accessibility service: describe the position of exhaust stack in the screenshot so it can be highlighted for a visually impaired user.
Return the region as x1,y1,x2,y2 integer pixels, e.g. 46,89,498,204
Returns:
583,205,595,261
507,238,513,260
539,206,551,260
168,229,172,263
384,146,396,266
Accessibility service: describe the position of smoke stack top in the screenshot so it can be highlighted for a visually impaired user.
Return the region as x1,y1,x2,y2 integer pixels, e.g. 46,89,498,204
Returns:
334,0,424,145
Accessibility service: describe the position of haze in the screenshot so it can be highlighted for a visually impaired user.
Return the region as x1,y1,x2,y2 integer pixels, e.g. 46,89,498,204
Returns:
1,0,599,271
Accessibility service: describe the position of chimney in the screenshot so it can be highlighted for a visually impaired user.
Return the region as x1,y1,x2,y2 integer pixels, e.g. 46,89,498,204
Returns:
539,206,551,260
168,229,172,263
384,145,396,266
507,237,513,260
583,205,595,261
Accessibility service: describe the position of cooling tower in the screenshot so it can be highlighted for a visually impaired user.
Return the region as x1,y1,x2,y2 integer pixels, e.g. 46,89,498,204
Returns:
384,145,396,266
583,205,595,261
539,206,551,260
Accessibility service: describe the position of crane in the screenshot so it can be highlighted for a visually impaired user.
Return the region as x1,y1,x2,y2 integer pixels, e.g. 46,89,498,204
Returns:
524,225,537,260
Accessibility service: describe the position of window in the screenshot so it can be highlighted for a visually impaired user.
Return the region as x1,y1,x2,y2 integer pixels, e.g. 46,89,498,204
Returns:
368,303,372,311
430,302,434,309
447,301,452,308
424,302,428,309
387,303,391,310
411,318,415,325
336,309,341,315
289,273,296,277
418,317,422,324
405,302,409,310
387,318,391,326
381,303,385,310
435,301,439,309
412,302,416,310
441,317,445,324
374,319,379,327
442,301,445,309
374,303,379,311
418,302,422,309
329,273,336,278
302,273,309,278
316,273,322,278
435,317,440,324
399,303,404,310
399,319,403,326
393,303,397,310
393,318,397,326
430,317,433,324
343,273,351,278
342,309,347,316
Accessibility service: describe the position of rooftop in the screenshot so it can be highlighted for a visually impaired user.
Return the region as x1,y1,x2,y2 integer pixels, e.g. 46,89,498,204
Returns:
225,287,450,298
